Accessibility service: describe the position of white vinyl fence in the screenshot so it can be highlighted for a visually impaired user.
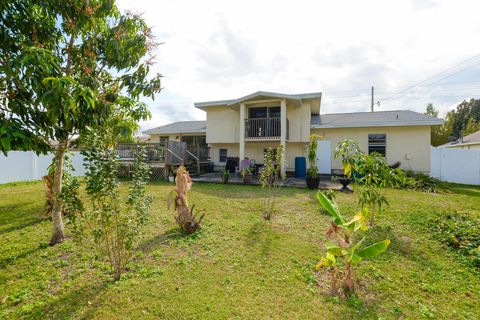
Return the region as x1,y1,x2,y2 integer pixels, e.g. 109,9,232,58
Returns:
0,151,85,184
430,147,480,185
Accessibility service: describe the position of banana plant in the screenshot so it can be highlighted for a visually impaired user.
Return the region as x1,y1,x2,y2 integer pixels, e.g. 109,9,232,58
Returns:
315,192,390,297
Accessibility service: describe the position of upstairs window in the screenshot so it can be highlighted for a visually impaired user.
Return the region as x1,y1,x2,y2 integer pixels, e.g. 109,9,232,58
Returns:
368,134,386,156
219,149,227,162
249,106,280,119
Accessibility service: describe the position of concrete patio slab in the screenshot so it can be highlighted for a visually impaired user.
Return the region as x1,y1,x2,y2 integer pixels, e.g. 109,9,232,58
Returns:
191,172,351,191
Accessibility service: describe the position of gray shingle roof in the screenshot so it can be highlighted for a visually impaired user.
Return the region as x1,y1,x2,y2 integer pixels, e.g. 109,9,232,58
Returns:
442,129,480,146
143,121,206,135
311,110,443,129
195,91,322,109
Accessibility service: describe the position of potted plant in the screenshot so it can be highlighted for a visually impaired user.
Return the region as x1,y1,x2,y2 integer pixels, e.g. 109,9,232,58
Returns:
241,167,252,184
306,134,322,189
221,168,230,184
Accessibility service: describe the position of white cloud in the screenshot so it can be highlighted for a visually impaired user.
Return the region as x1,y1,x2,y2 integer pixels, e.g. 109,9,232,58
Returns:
118,0,480,130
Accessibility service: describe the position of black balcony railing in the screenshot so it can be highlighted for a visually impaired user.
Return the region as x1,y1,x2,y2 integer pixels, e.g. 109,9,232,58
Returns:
245,117,288,140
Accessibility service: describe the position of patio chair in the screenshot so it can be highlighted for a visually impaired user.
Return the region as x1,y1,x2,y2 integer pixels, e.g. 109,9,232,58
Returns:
235,158,251,177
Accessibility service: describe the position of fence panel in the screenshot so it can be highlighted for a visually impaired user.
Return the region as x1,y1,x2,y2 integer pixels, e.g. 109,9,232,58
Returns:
0,151,85,184
430,147,480,185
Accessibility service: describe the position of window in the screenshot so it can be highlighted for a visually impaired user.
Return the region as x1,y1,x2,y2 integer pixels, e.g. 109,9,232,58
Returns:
368,134,386,156
248,106,280,119
219,149,227,162
268,106,281,118
249,107,267,119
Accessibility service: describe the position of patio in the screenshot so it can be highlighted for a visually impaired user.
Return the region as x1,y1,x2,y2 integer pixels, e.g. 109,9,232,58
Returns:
191,172,349,191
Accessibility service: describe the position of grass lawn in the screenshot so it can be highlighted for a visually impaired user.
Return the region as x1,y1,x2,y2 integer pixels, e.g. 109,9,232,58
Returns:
0,180,479,319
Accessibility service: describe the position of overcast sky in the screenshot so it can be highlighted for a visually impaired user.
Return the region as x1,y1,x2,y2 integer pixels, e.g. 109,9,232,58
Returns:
117,0,480,130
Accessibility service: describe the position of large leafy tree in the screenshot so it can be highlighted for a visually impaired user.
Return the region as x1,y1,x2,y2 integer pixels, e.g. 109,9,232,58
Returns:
425,101,480,146
425,103,454,146
451,99,480,138
0,0,161,244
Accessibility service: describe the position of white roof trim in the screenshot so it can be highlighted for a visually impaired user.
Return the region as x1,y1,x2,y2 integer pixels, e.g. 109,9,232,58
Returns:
311,120,443,129
194,91,322,109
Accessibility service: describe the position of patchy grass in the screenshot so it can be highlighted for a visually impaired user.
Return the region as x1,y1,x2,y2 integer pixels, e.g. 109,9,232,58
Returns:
0,181,479,319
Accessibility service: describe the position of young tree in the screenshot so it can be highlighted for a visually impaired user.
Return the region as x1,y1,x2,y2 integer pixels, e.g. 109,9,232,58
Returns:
0,1,161,244
66,129,152,280
259,145,285,220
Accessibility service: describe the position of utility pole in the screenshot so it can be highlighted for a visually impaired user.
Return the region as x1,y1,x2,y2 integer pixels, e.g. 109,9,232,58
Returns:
371,86,374,112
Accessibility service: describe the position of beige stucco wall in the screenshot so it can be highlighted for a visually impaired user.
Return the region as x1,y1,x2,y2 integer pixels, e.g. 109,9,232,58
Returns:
311,125,432,172
286,102,311,142
209,143,239,164
206,106,240,144
205,101,312,144
209,141,307,171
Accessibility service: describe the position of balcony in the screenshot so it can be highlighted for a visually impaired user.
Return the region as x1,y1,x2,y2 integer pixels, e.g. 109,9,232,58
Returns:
245,117,289,141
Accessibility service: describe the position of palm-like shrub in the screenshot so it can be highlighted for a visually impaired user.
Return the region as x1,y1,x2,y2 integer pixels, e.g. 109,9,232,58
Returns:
316,192,390,297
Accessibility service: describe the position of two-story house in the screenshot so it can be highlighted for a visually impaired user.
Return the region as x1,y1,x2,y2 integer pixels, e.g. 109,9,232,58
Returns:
144,91,443,174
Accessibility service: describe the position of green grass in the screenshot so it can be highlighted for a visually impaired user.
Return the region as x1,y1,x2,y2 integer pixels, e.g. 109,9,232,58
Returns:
0,181,479,319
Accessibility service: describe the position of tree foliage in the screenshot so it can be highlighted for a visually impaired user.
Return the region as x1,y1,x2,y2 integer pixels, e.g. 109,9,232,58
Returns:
334,139,415,225
426,100,480,146
1,0,160,147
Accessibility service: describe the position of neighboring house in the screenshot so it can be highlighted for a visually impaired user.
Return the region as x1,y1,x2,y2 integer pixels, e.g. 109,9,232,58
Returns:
143,120,208,160
143,91,443,174
440,130,480,150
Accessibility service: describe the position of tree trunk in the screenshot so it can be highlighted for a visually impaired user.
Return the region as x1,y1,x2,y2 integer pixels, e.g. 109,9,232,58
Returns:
49,140,67,245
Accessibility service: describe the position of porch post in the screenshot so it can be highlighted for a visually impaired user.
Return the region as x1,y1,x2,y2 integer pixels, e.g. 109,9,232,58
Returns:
280,98,287,177
239,102,246,161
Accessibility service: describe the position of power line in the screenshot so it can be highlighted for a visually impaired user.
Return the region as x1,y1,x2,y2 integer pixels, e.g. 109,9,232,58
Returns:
325,85,480,101
319,80,480,99
143,78,480,112
380,52,480,104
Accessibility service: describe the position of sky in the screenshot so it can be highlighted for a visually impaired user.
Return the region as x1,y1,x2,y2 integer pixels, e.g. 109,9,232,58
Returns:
116,0,480,131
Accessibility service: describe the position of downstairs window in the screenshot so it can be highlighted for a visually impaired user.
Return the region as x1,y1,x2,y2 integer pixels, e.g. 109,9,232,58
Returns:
219,149,227,162
368,134,386,156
